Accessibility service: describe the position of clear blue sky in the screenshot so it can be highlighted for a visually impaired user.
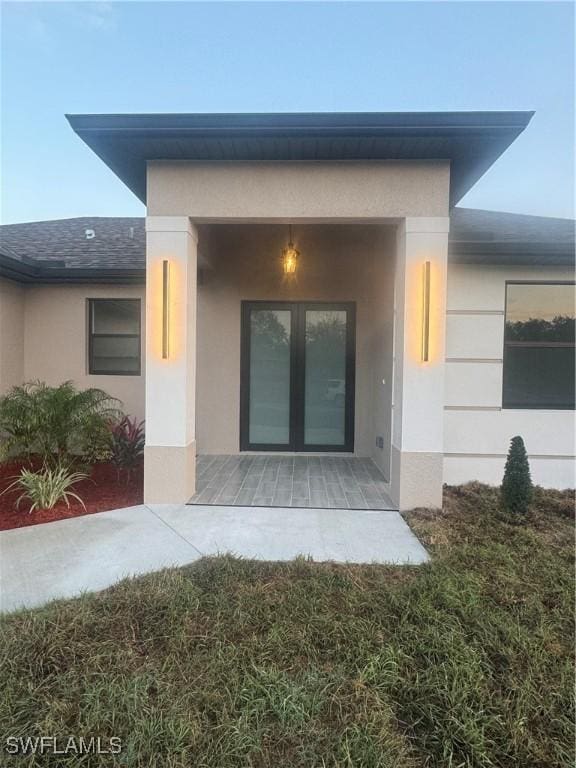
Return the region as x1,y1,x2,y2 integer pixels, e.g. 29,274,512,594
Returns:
1,1,574,223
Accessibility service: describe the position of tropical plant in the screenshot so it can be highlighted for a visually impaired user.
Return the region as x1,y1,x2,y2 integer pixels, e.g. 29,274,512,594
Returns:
4,465,88,512
501,435,533,518
110,416,145,481
0,381,120,466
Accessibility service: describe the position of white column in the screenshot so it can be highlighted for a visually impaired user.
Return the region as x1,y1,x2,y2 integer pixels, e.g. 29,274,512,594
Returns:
144,216,198,503
391,217,450,510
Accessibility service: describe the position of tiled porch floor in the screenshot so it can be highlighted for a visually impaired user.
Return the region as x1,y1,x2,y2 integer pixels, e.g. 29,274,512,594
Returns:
189,455,396,510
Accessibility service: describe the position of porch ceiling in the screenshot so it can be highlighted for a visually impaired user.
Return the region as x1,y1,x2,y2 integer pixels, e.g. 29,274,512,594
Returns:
66,111,534,208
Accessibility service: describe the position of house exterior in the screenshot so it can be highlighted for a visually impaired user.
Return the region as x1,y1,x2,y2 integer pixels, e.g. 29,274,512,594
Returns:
0,112,574,509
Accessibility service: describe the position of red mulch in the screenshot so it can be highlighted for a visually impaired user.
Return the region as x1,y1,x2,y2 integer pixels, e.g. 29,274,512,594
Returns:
0,459,143,531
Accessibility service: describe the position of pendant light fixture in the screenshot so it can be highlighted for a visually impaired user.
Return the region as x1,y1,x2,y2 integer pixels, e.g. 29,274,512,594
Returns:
282,224,299,275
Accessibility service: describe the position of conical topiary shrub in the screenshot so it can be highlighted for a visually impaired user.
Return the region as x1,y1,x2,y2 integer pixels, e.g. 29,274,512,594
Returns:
501,436,533,518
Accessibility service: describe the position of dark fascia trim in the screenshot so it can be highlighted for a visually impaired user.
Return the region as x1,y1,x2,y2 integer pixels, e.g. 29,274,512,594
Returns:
66,111,535,206
0,254,145,284
450,241,575,251
451,255,574,266
66,110,535,134
0,253,41,281
452,254,575,266
449,241,575,265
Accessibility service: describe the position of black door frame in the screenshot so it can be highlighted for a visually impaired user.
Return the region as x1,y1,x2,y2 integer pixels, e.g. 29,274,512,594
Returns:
240,300,356,452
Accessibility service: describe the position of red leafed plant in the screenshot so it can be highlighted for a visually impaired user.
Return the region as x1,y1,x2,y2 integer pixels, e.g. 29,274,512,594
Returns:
110,416,145,483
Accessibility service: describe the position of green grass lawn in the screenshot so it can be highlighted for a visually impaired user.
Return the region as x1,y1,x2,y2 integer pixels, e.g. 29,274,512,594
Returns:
1,484,574,767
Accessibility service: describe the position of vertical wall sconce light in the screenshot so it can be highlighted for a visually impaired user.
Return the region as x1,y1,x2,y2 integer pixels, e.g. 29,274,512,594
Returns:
421,261,431,362
162,259,170,359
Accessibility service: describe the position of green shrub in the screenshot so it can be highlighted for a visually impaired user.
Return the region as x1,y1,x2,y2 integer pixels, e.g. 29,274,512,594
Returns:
0,381,120,466
4,465,88,512
501,435,533,518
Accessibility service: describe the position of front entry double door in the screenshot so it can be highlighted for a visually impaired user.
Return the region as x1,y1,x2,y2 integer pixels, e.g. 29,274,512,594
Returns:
240,301,356,452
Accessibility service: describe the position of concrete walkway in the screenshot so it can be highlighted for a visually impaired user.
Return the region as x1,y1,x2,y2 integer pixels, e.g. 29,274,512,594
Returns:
0,504,428,613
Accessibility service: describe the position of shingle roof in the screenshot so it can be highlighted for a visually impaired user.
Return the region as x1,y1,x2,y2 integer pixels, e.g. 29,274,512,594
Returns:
0,217,145,282
449,208,575,265
0,209,574,282
0,217,145,268
451,207,574,243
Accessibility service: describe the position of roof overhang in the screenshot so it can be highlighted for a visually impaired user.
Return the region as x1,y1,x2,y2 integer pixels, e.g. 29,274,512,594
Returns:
0,253,144,284
66,111,534,207
449,242,575,266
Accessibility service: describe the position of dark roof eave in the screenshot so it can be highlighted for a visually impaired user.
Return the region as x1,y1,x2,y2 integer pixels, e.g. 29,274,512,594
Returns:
451,253,575,266
0,254,40,281
0,255,145,284
449,242,575,265
66,110,535,132
66,111,535,206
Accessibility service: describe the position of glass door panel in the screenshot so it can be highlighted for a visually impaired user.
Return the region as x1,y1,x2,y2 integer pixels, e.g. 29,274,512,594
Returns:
304,310,347,446
241,302,355,451
248,308,292,446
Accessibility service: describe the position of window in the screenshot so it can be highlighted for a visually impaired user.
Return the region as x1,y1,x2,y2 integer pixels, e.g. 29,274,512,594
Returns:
88,299,141,375
503,282,575,409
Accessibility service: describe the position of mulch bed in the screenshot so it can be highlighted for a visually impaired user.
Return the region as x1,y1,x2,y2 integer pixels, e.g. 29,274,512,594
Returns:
0,459,143,531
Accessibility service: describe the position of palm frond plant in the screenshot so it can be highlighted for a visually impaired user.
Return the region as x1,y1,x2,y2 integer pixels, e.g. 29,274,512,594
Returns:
0,383,40,464
0,381,120,466
3,464,88,513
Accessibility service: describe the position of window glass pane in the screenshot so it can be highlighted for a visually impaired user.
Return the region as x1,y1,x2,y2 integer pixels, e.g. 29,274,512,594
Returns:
503,346,575,408
92,300,140,335
249,310,291,444
505,284,575,342
91,336,140,373
304,310,347,446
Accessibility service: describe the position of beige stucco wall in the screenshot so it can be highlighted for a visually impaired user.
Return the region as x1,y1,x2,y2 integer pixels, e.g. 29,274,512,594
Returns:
195,223,395,469
0,278,25,395
368,236,395,477
22,283,146,419
445,263,575,488
148,161,450,220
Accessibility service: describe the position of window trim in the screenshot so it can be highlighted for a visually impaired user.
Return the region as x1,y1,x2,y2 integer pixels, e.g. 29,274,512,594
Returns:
502,280,575,410
87,298,142,376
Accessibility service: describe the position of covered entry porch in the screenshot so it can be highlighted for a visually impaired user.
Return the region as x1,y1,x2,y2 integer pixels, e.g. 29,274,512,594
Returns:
66,111,534,511
143,161,451,510
146,210,449,511
195,222,395,460
190,454,396,509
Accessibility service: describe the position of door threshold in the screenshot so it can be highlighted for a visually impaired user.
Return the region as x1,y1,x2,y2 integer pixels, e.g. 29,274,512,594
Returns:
187,500,398,512
240,451,357,457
